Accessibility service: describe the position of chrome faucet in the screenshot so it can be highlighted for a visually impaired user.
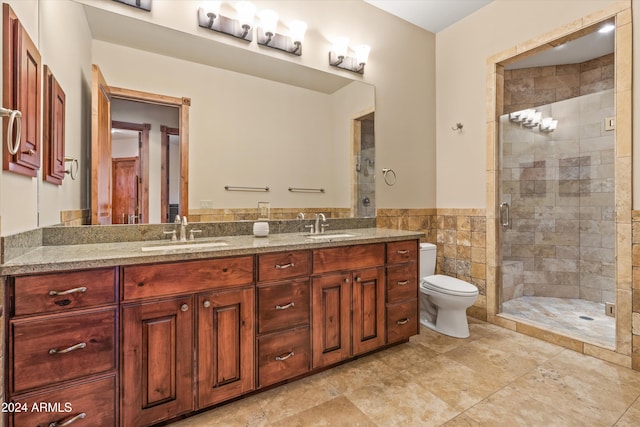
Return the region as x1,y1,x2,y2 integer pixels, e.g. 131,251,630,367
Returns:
315,213,327,234
175,215,188,242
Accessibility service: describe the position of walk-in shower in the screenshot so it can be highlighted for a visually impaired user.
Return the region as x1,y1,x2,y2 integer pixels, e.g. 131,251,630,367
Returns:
498,89,616,348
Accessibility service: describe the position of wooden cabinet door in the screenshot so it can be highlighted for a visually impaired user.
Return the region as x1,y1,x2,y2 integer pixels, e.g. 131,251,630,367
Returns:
112,157,139,224
197,287,254,409
352,267,385,356
122,296,194,427
311,273,351,368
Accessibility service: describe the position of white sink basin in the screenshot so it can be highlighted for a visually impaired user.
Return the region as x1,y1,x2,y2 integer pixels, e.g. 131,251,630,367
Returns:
306,233,354,240
141,240,228,251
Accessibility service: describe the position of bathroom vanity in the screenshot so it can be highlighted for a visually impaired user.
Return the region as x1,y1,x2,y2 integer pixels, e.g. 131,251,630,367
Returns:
1,227,420,426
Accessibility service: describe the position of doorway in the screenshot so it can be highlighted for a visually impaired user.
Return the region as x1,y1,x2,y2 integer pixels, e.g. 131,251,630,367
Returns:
486,4,632,358
352,109,375,217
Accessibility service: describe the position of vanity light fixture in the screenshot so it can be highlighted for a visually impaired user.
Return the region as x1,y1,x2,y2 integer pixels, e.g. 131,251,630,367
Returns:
257,10,307,56
329,38,370,74
539,117,558,132
113,0,152,11
198,1,255,42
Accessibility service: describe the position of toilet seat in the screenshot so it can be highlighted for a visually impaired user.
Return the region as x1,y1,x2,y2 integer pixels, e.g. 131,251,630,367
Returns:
421,274,478,297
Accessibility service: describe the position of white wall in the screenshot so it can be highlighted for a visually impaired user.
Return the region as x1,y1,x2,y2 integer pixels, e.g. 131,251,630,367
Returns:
0,0,92,235
435,0,625,208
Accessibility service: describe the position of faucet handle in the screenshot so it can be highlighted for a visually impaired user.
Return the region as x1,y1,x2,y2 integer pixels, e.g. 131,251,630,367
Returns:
182,216,188,226
164,230,177,241
175,215,181,224
189,229,202,241
304,224,314,234
321,223,329,233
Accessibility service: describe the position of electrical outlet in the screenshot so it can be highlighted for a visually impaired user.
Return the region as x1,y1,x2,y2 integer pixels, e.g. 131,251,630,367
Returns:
200,200,213,209
605,302,616,317
604,117,615,131
258,201,270,219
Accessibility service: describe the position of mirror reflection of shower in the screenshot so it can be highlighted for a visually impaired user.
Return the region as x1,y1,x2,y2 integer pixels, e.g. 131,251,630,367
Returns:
353,112,375,217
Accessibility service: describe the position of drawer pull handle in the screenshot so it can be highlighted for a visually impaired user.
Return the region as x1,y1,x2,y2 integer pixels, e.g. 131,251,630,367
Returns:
275,262,295,269
49,342,86,355
275,302,295,310
397,280,409,286
48,412,87,427
48,286,87,296
275,351,295,361
396,318,410,325
396,250,409,255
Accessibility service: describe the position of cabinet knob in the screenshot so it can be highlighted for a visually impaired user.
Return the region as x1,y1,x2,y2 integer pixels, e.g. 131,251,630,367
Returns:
355,276,362,283
181,304,189,312
344,278,350,283
203,300,211,308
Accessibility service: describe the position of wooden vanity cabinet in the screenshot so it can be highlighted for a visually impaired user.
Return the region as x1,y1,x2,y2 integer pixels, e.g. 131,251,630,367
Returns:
6,268,118,427
256,251,311,388
120,256,255,426
386,240,420,343
311,244,386,368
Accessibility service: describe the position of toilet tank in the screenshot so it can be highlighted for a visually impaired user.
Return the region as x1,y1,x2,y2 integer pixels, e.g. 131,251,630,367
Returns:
420,243,437,277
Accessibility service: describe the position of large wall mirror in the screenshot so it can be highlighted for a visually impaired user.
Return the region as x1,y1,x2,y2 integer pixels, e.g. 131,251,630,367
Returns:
43,1,376,225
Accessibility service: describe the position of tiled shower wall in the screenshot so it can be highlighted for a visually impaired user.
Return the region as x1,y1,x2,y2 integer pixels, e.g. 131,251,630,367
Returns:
500,89,615,304
504,54,614,114
356,118,376,217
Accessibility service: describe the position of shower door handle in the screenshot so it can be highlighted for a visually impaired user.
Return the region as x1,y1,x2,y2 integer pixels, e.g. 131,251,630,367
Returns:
499,202,510,228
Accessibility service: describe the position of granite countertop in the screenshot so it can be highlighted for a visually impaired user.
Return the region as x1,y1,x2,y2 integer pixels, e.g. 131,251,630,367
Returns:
0,228,423,275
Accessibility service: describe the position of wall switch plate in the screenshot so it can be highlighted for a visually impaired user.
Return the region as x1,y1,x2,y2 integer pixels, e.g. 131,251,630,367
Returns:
605,117,615,131
258,202,270,219
605,302,616,317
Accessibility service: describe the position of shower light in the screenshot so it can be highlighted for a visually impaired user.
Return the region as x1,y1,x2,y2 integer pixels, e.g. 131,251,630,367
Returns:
540,117,558,132
598,23,615,33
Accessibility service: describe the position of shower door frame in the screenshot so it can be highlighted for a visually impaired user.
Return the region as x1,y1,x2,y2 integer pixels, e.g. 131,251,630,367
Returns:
486,3,633,361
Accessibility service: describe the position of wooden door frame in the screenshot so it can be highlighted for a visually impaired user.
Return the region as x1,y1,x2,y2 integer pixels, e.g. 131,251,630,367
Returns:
111,120,149,224
109,86,190,220
160,125,179,223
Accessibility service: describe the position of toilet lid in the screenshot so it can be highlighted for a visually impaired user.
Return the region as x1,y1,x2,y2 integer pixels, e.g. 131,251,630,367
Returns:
421,274,478,296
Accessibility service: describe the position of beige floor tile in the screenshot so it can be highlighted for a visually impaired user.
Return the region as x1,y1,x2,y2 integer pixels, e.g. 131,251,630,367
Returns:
169,395,270,427
399,354,502,412
372,340,440,371
473,326,564,361
257,373,340,423
462,387,586,427
442,340,539,384
410,325,479,353
441,414,482,427
345,373,460,426
321,352,399,395
272,396,375,427
615,397,640,426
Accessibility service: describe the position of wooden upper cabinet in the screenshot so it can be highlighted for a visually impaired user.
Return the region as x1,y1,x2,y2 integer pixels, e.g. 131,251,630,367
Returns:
43,65,66,184
2,4,41,177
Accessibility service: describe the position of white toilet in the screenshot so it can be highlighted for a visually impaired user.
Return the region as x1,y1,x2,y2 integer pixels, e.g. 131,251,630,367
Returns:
419,243,479,338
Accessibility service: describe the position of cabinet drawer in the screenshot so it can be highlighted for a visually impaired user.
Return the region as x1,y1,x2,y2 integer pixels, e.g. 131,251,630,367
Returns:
313,243,384,274
258,250,310,282
386,299,418,344
10,374,116,427
387,263,418,303
258,280,310,334
387,240,418,265
11,308,116,393
123,256,254,300
257,326,310,388
12,268,116,317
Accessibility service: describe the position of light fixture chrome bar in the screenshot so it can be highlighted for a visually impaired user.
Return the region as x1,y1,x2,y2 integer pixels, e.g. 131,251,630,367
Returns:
329,51,364,74
257,28,302,56
288,187,325,193
113,0,152,11
224,185,270,192
198,8,253,42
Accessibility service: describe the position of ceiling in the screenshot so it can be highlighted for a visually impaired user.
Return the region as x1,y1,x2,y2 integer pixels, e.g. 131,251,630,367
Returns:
364,0,493,34
364,0,614,68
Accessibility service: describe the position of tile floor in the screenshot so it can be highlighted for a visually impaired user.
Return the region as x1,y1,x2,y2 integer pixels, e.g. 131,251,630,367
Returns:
169,319,640,426
501,296,616,349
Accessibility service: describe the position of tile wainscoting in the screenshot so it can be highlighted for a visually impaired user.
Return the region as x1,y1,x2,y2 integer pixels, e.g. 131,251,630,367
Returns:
376,208,487,320
632,211,640,370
